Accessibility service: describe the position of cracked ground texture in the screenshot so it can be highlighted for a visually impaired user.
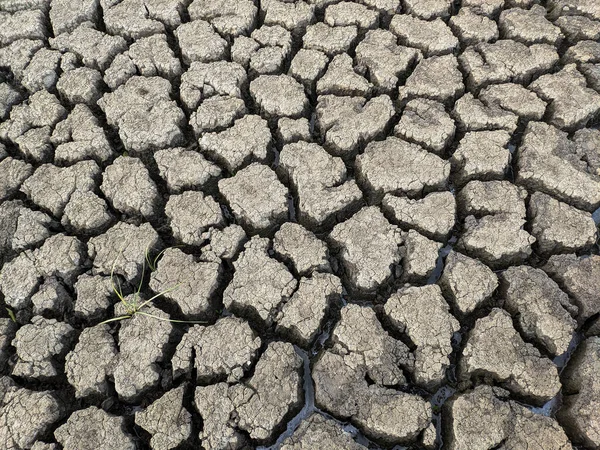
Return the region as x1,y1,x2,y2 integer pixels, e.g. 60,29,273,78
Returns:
1,0,600,449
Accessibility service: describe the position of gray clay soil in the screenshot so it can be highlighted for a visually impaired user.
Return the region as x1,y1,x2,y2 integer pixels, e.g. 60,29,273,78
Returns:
1,0,600,449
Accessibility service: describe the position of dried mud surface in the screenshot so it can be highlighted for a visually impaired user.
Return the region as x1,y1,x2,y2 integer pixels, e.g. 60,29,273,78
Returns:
1,0,600,449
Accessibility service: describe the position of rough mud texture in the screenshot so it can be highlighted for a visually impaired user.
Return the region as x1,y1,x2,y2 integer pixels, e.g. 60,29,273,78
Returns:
1,1,599,449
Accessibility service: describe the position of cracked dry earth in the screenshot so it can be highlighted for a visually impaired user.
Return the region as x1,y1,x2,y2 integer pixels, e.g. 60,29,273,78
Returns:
2,1,600,450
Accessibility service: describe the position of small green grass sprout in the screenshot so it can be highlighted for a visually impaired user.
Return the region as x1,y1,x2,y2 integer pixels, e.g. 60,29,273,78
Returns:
100,245,206,325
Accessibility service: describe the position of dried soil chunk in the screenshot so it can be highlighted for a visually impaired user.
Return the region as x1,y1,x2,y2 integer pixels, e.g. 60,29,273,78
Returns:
0,83,22,121
175,20,228,65
0,90,66,143
516,121,600,211
234,341,303,441
356,136,450,198
276,272,342,347
313,306,430,444
0,319,17,369
501,266,577,356
55,406,136,450
451,130,511,186
289,48,329,90
439,250,497,316
317,53,372,97
355,29,421,94
188,0,258,37
4,237,80,313
563,40,600,66
164,191,223,246
49,0,98,35
385,285,459,388
180,61,246,110
98,76,186,154
558,336,600,448
457,180,527,219
528,191,597,255
280,413,367,450
390,15,458,56
251,74,308,119
194,383,246,450
0,157,33,201
21,48,61,94
459,40,559,91
62,190,113,235
316,94,395,157
203,224,247,260
199,115,271,172
573,127,600,175
14,126,53,163
231,26,292,76
104,34,182,89
34,233,86,286
499,6,563,45
453,93,518,133
303,22,357,55
223,236,297,325
56,67,105,105
324,2,378,31
402,230,442,282
333,304,413,386
65,324,117,398
0,377,63,450
555,15,600,43
0,252,41,311
358,0,400,15
403,0,451,19
529,63,600,130
479,83,547,121
273,222,330,275
73,274,115,322
395,98,455,155
0,9,47,46
155,148,221,193
277,117,311,144
278,141,363,228
101,156,159,219
172,316,261,383
218,163,288,233
382,191,456,241
191,96,246,136
51,105,113,165
195,341,303,444
547,0,600,21
149,248,220,318
449,8,499,46
12,315,75,380
88,222,160,283
0,201,52,254
135,385,192,450
459,308,561,403
31,442,59,450
113,305,173,402
398,54,464,104
460,0,502,16
544,254,600,324
262,0,315,32
329,207,403,294
457,214,535,268
103,0,165,39
31,277,72,318
49,25,127,71
0,39,45,82
446,385,572,450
